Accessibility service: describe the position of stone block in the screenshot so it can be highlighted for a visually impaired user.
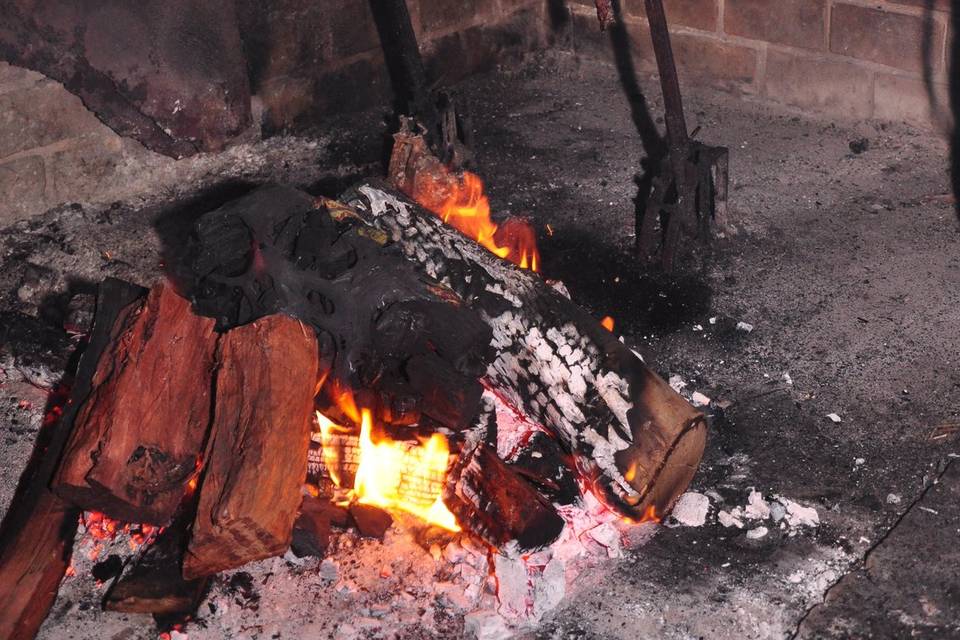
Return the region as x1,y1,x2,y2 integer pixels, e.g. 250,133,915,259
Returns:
671,33,759,86
0,84,103,159
46,135,124,204
887,0,951,12
874,72,948,130
725,0,827,50
830,3,943,74
763,48,874,119
623,0,719,32
0,156,46,228
420,0,499,34
329,0,380,59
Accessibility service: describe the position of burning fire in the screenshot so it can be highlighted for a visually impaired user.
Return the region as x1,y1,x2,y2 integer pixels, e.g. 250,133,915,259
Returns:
418,171,540,272
316,388,460,531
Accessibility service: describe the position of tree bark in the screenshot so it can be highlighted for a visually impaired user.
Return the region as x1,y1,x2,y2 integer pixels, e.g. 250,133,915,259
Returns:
183,314,318,579
0,278,146,640
52,282,219,525
342,181,707,520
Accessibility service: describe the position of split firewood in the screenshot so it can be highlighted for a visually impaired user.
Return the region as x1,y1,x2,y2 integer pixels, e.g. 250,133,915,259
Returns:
0,278,146,640
443,440,565,550
342,181,707,520
182,314,319,579
52,282,218,525
189,184,492,434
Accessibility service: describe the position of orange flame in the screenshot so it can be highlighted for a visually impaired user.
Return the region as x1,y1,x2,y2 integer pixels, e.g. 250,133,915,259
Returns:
419,171,540,272
316,388,460,531
601,316,615,332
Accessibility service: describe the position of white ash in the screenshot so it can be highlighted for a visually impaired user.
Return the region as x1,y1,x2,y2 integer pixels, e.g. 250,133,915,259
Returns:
667,492,710,527
736,321,754,333
744,489,771,520
691,391,711,407
715,489,820,533
746,526,769,540
668,375,687,393
717,510,744,529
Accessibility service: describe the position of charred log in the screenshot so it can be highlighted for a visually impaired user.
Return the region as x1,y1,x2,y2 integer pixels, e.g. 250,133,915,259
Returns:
507,431,579,506
0,278,145,640
189,185,492,434
443,441,565,551
183,314,318,580
52,282,218,525
342,181,707,520
104,507,208,615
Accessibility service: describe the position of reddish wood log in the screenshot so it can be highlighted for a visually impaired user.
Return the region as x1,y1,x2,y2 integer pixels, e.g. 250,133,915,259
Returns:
183,314,319,579
52,282,219,525
0,278,146,640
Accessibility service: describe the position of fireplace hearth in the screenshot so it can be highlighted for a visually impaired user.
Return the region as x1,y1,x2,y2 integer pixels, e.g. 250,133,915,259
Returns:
1,1,959,638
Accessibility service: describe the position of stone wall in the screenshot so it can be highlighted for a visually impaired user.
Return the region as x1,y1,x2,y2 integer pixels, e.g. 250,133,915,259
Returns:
565,0,952,131
0,0,546,226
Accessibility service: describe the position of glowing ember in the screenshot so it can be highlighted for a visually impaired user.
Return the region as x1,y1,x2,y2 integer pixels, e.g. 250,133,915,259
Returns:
315,403,460,532
600,316,615,332
418,171,540,272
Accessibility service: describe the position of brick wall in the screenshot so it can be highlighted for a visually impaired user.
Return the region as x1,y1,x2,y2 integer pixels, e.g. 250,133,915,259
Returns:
566,0,952,130
0,0,546,226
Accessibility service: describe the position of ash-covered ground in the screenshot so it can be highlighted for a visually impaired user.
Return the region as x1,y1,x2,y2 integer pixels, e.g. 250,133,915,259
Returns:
1,52,958,639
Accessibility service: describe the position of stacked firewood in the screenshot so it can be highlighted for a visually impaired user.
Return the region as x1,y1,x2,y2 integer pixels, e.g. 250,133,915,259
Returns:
0,180,705,640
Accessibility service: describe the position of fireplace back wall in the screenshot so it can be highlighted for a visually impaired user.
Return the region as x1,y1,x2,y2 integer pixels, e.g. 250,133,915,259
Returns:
0,0,951,227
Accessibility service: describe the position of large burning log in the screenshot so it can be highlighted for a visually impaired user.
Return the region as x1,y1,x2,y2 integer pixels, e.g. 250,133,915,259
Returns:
189,185,492,434
52,282,219,525
341,182,707,519
183,314,318,579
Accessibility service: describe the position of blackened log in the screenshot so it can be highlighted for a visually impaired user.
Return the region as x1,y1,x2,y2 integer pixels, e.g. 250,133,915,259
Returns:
189,184,492,434
183,314,318,579
52,282,218,525
507,431,579,506
104,508,208,615
443,441,564,551
0,278,145,640
342,181,707,520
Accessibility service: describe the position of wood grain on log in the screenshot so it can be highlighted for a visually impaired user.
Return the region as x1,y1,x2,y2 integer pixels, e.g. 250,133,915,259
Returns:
342,182,706,519
52,282,219,525
0,279,146,640
183,314,318,579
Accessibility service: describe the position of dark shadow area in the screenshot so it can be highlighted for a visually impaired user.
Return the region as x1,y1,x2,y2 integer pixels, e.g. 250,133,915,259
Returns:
546,0,572,31
538,228,711,337
152,180,260,295
608,0,665,161
949,1,960,221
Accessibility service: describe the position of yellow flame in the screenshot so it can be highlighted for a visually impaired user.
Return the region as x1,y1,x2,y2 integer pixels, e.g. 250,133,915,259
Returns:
418,171,540,272
316,407,460,532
